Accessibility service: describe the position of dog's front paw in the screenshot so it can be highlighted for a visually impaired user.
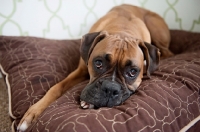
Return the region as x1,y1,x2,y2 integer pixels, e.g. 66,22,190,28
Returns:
17,103,45,132
80,100,94,109
17,120,29,132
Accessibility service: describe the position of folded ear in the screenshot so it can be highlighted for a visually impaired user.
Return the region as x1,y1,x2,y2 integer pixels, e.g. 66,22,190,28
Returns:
139,41,160,78
80,31,108,64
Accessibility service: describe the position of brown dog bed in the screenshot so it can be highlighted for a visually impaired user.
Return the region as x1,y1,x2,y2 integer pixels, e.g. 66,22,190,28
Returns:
0,30,200,132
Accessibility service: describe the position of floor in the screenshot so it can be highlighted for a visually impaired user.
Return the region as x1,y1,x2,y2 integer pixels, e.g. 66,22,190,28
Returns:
0,78,12,132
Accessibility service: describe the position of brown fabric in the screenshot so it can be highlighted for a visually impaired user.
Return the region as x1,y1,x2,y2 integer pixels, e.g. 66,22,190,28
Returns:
0,36,81,130
187,121,200,132
0,30,200,132
169,30,200,54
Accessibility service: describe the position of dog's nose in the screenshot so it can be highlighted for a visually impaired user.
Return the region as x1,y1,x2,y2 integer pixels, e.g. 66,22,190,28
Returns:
101,80,121,98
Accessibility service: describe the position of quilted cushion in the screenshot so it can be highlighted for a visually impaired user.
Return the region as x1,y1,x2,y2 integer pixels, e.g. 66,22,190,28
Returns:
0,30,200,132
0,37,80,131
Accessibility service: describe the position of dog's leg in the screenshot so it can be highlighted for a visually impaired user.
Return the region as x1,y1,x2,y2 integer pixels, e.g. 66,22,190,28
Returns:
17,59,88,131
144,12,174,59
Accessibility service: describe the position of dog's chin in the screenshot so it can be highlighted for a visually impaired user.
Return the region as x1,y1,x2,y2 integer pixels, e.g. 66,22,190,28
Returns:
80,90,133,109
79,78,134,109
79,91,124,109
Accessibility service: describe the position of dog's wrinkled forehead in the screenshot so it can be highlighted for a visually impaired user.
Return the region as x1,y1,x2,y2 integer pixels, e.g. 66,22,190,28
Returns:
89,35,144,65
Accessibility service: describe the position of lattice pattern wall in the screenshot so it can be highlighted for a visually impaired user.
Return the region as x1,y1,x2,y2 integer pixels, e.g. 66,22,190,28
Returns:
0,0,200,39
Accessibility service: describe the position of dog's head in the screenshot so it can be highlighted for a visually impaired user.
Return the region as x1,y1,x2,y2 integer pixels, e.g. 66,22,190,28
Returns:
80,31,160,108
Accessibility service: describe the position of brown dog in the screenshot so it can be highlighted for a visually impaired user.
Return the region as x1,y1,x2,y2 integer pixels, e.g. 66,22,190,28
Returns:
18,4,173,131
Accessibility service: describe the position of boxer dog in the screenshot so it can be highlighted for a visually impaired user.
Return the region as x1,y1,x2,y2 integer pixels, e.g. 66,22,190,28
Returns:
18,4,173,131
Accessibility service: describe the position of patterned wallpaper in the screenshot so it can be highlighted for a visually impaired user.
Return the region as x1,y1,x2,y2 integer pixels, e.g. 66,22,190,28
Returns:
0,0,200,39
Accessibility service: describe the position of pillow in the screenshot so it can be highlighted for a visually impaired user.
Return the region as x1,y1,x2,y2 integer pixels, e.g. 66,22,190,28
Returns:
0,30,200,132
0,36,81,131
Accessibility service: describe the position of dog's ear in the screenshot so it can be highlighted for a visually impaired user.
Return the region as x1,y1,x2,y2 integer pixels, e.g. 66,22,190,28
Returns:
80,31,108,64
139,41,160,78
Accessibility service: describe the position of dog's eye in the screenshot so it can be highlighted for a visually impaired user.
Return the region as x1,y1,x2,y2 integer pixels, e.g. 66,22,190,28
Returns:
95,60,103,69
126,68,138,78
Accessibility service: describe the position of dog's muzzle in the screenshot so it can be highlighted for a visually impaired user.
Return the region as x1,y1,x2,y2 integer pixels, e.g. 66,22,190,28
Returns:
80,78,133,108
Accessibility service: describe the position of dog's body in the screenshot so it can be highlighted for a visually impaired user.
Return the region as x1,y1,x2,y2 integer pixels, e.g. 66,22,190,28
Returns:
18,4,173,131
